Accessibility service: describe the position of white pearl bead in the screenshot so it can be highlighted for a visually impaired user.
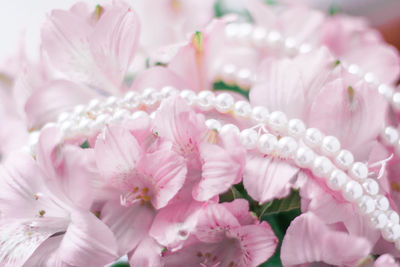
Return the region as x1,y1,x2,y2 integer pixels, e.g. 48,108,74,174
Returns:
343,180,363,201
268,111,288,132
251,26,267,48
295,146,315,168
205,119,222,132
240,129,258,149
236,69,252,88
358,195,376,214
382,223,400,242
388,210,400,224
123,91,138,102
130,110,148,120
375,195,390,211
392,92,400,111
112,109,130,122
362,179,379,195
86,98,101,111
284,37,297,56
327,169,348,191
267,31,282,47
215,93,234,113
347,64,361,75
251,106,269,123
220,124,240,136
370,211,388,229
225,23,239,40
381,126,399,146
257,134,278,154
287,119,306,138
237,23,253,41
335,149,354,170
304,128,324,148
277,136,298,158
60,121,73,134
141,88,158,106
321,136,341,156
312,156,333,178
364,72,378,85
299,43,312,54
180,90,197,106
72,105,86,117
349,162,369,180
378,84,394,101
91,113,111,131
77,117,91,133
57,112,70,123
196,91,215,111
103,96,118,108
234,101,252,118
221,64,237,84
161,86,178,98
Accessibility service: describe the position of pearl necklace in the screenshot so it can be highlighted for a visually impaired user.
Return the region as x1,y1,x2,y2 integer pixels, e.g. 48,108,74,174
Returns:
27,87,400,248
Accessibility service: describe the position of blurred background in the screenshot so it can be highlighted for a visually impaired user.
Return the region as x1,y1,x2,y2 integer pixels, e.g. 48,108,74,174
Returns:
0,0,399,63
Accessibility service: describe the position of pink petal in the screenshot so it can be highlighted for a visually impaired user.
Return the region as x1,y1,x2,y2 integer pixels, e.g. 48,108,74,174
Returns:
220,199,256,225
56,209,118,266
129,236,163,267
243,154,299,204
101,201,155,255
227,222,278,267
244,0,276,27
373,254,399,267
89,6,140,88
281,212,372,266
138,141,187,209
25,80,95,129
149,200,203,250
308,79,387,160
95,126,142,188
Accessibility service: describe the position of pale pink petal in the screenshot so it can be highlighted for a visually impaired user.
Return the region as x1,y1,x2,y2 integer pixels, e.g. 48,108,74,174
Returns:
23,236,62,266
129,236,163,267
89,6,140,88
281,212,372,266
101,201,155,255
243,154,299,204
25,80,95,129
138,141,187,209
55,209,118,266
227,222,278,267
308,79,387,160
95,126,142,188
373,254,399,267
149,200,203,250
250,58,306,118
244,0,276,27
221,199,256,225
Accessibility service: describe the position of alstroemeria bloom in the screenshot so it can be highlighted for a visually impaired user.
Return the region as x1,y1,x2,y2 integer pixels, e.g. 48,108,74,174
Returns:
94,116,187,256
162,199,278,267
0,128,118,266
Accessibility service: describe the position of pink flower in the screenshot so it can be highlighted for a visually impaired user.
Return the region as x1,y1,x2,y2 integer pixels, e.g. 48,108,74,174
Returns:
162,199,278,267
0,129,118,266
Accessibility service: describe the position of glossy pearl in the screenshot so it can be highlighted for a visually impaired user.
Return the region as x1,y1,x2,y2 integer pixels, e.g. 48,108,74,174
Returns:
370,211,388,229
342,180,363,202
221,64,237,84
381,126,399,146
362,179,379,195
392,92,400,111
267,31,282,48
335,149,354,170
287,119,306,138
375,195,390,211
240,128,258,149
312,156,333,178
347,64,361,75
205,119,222,132
215,93,234,113
388,210,400,224
378,84,394,101
236,69,253,88
161,86,178,98
277,136,298,158
284,37,297,56
251,106,269,123
382,223,400,242
321,136,341,156
304,128,323,148
225,23,239,40
196,91,215,111
358,195,376,214
268,111,288,132
295,146,315,168
234,101,252,118
141,88,159,106
327,169,347,190
349,162,369,180
251,26,268,48
299,43,312,54
364,72,378,85
257,133,278,154
220,124,240,136
180,90,197,106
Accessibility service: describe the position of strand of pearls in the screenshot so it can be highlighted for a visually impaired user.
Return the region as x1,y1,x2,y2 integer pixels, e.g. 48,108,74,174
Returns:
223,22,400,113
28,87,400,247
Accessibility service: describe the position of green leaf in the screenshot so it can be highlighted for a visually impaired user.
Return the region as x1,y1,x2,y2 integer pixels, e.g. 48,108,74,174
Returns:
329,4,340,16
214,0,253,21
109,262,130,267
213,81,250,99
264,0,277,5
257,190,301,217
80,140,90,149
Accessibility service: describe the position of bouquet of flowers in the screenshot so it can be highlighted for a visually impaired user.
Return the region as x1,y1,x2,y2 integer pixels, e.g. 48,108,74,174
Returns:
0,0,399,266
